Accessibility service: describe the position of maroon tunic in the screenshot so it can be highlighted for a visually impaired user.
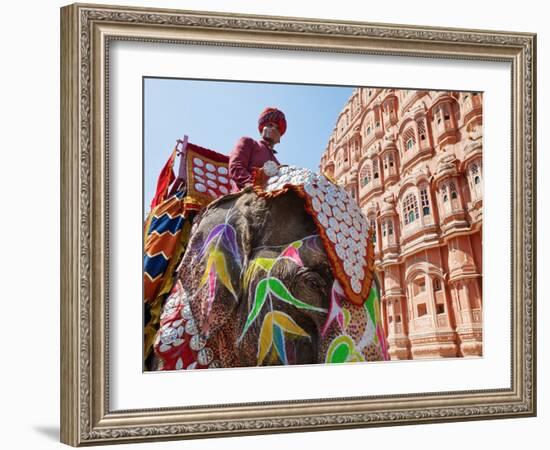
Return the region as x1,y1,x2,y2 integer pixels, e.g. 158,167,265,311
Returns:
228,137,280,189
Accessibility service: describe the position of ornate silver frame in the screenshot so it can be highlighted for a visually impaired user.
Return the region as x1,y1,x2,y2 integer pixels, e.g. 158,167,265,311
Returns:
60,3,536,446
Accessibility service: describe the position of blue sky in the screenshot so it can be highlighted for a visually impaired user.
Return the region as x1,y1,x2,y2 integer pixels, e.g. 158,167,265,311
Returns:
144,78,354,212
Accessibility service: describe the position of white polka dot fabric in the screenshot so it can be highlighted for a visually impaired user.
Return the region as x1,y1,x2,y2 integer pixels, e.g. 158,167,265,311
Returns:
191,157,230,198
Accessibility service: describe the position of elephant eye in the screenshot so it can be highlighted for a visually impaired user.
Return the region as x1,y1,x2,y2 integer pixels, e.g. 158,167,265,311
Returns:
299,269,326,291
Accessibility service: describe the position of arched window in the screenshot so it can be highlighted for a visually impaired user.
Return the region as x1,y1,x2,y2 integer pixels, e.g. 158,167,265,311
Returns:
388,221,395,243
373,159,380,179
360,163,372,187
382,219,395,244
369,216,377,244
402,193,419,225
471,162,481,185
420,187,430,216
441,181,460,211
434,278,441,291
403,127,416,151
417,119,427,143
435,104,451,124
384,153,395,170
441,184,448,203
449,182,458,200
469,161,483,199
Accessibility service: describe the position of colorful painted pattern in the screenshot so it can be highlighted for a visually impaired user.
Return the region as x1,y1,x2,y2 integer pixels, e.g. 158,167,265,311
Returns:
324,278,390,363
149,163,388,370
196,222,241,334
246,244,330,366
239,240,328,364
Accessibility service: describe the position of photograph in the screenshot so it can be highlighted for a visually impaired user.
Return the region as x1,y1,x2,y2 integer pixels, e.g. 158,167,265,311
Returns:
143,80,484,371
58,3,536,445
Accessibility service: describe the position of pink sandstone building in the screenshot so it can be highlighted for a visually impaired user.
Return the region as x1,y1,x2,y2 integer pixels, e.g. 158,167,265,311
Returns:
320,88,483,359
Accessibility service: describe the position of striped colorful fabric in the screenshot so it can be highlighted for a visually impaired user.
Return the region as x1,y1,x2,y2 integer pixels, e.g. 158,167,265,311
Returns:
144,143,230,303
144,190,187,305
144,190,194,361
144,142,230,362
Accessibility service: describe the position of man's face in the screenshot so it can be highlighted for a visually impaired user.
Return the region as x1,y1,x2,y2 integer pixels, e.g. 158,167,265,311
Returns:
261,122,281,145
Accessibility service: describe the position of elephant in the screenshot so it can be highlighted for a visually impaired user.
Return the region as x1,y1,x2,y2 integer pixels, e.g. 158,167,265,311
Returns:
150,186,389,371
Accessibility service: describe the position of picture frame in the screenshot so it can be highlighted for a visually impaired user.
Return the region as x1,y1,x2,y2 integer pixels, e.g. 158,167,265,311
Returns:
60,2,536,446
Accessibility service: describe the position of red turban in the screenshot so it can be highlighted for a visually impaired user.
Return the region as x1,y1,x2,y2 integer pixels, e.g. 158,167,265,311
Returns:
258,107,287,136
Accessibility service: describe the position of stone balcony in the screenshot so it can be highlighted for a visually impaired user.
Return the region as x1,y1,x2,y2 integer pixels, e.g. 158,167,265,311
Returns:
457,308,482,328
436,314,450,328
455,308,483,357
399,220,440,257
400,143,434,173
358,178,384,205
390,323,404,335
462,95,483,126
466,198,483,227
400,215,438,240
412,316,433,331
383,166,399,186
434,122,459,147
380,241,401,266
400,90,428,114
439,206,470,236
333,161,351,179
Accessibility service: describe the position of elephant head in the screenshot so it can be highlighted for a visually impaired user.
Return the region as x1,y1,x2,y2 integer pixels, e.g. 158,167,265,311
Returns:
153,188,388,370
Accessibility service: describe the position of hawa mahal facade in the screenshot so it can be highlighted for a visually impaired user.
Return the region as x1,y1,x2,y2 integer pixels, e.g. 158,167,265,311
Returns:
320,88,483,359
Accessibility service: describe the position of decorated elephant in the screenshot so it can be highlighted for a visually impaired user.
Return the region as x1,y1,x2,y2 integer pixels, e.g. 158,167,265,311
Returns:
149,165,389,370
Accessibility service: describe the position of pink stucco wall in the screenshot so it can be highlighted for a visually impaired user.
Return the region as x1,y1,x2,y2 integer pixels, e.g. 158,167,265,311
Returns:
321,88,483,359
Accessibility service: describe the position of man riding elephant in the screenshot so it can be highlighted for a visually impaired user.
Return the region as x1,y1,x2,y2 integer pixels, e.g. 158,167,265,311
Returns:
145,107,390,370
228,107,286,190
150,165,389,370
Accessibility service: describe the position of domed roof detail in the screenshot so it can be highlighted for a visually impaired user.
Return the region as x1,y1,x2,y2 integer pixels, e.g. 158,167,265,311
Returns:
382,136,397,152
434,153,458,182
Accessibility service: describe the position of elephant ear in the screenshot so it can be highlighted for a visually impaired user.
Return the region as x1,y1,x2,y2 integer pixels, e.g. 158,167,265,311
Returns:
177,190,269,336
